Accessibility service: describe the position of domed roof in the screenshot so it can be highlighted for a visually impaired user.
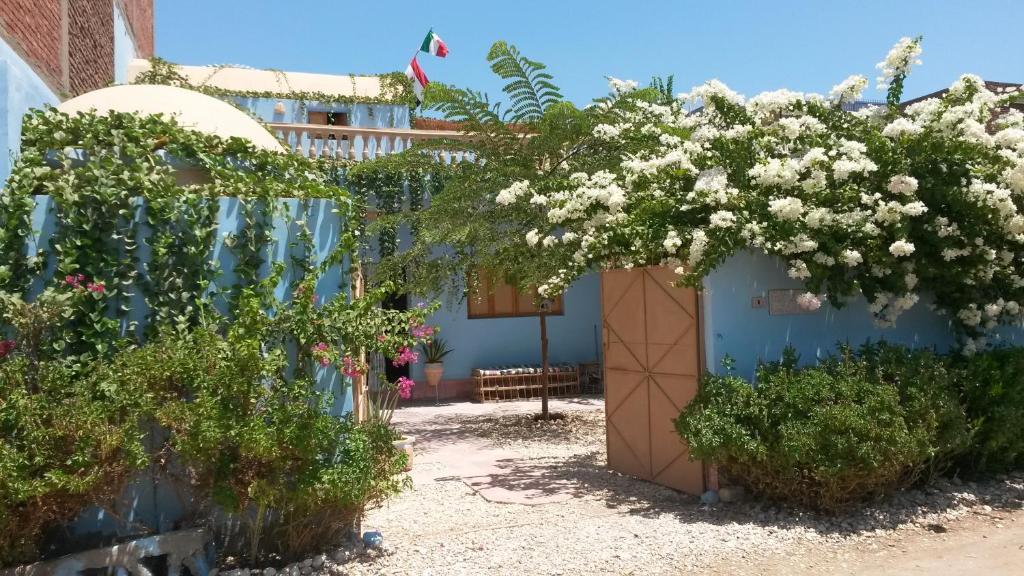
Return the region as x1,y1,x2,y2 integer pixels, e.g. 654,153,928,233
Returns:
57,84,284,152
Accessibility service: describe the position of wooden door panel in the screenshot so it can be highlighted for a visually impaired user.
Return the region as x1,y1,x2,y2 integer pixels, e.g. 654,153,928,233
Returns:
606,370,650,479
602,267,704,495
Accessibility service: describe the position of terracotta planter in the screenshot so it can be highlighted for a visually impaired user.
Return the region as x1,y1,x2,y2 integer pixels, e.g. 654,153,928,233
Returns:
424,362,444,387
393,435,415,471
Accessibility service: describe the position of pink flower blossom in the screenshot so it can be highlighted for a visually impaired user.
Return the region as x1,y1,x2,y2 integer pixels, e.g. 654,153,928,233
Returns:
411,324,435,339
0,339,15,358
86,281,105,294
311,342,328,352
396,376,415,399
392,346,419,367
65,273,85,288
341,355,363,378
376,334,387,342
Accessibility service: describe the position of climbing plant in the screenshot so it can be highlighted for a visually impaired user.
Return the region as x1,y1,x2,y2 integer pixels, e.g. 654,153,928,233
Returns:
346,152,449,274
0,107,356,359
133,57,418,109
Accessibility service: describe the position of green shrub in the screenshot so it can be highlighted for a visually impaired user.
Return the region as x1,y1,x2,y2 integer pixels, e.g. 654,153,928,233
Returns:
0,293,151,567
126,323,409,562
951,347,1024,474
675,345,968,512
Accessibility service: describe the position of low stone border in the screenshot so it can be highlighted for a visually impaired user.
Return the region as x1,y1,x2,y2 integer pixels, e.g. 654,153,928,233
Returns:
0,528,211,576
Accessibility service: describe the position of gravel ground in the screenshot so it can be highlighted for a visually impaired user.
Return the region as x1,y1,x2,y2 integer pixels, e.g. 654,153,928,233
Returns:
280,401,1024,575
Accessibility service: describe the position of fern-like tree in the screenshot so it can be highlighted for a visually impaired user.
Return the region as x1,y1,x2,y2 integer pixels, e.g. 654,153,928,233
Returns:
374,41,666,419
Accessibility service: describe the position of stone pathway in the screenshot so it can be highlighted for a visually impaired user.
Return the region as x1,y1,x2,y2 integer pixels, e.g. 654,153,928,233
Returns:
395,397,602,505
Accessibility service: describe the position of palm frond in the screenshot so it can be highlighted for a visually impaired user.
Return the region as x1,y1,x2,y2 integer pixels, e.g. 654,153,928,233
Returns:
649,75,675,105
486,41,563,123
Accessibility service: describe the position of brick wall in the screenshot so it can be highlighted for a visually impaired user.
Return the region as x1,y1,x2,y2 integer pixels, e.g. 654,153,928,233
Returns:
0,0,63,90
118,0,153,57
68,0,113,96
0,0,153,96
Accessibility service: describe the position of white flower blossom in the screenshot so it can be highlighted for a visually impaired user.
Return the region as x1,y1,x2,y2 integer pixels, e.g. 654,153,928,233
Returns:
663,230,682,253
768,197,805,221
829,75,868,103
876,36,923,88
526,229,540,247
842,249,863,267
797,292,823,311
709,210,737,228
889,239,916,257
496,180,530,205
887,175,919,195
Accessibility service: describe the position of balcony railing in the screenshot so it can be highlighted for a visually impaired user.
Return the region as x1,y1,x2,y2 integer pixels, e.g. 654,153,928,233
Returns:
268,123,474,162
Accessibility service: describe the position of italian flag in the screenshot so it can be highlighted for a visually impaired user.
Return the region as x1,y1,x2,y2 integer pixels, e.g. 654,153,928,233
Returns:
405,56,429,105
420,29,448,58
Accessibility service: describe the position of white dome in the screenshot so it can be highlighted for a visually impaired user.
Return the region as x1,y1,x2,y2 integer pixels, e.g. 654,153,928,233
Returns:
57,84,284,152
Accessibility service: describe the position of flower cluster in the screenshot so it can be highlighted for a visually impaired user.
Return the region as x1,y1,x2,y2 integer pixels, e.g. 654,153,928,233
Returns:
310,342,334,367
341,355,365,378
410,323,435,339
64,273,105,294
391,345,419,367
0,339,15,359
396,376,415,400
501,39,1024,352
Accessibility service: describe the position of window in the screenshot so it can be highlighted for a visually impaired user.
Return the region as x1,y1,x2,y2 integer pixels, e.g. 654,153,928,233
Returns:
307,111,349,126
467,272,563,319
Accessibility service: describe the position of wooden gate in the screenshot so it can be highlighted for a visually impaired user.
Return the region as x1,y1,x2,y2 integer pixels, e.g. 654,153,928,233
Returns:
602,266,704,494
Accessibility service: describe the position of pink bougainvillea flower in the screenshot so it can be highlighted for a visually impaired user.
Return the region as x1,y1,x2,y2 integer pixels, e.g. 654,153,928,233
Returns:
311,342,329,352
410,324,435,339
0,339,16,358
392,346,419,367
65,273,85,288
396,376,415,399
341,355,364,378
86,281,105,294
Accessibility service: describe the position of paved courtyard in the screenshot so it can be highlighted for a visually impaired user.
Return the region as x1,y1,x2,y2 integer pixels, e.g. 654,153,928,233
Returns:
346,397,1024,575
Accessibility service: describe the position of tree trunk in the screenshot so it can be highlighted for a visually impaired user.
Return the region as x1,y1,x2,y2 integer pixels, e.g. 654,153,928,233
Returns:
540,311,549,420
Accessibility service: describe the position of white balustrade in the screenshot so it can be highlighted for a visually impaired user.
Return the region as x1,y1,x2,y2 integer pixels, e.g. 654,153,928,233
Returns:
268,123,473,163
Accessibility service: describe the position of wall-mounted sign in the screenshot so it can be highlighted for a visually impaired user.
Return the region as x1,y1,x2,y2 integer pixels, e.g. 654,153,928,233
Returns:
769,289,818,316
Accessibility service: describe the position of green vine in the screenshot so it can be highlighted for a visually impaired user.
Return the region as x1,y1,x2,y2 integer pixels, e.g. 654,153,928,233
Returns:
133,57,418,109
1,107,356,359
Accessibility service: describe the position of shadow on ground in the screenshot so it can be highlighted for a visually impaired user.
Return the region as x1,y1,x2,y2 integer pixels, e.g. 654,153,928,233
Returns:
474,448,1024,537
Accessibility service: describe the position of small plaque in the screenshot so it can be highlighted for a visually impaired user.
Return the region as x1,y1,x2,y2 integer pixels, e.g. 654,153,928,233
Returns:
769,289,817,316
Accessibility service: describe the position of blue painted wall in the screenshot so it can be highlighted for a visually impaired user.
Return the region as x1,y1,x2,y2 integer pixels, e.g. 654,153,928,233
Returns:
230,95,409,129
0,37,60,185
26,193,352,539
409,273,603,383
113,1,139,85
702,250,1024,380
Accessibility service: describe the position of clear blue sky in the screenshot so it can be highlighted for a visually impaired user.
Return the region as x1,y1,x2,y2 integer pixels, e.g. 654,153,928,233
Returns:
156,0,1023,107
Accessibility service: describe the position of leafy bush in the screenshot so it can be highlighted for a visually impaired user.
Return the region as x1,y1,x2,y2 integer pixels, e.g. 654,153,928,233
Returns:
675,345,968,511
103,279,421,563
134,327,408,561
951,347,1024,474
0,292,151,567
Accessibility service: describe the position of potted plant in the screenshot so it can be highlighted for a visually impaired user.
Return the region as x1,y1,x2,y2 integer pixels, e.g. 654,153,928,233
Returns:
421,338,452,387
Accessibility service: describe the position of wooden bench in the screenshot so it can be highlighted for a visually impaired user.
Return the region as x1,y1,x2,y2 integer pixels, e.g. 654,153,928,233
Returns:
472,364,580,402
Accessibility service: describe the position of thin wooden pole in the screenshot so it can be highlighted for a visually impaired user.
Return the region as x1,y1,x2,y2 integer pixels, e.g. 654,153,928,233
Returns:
540,311,549,420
